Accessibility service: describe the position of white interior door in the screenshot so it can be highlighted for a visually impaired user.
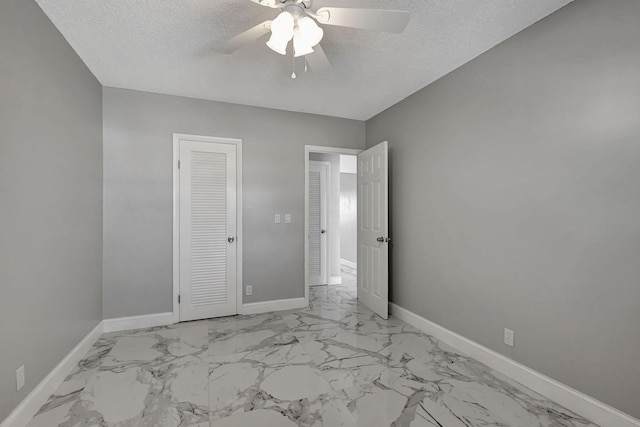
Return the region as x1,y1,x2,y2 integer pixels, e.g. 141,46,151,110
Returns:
308,162,328,286
179,140,237,321
357,141,389,319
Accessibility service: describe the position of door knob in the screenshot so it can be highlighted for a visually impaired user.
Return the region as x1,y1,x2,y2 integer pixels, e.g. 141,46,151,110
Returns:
228,237,235,243
376,237,385,242
321,229,326,234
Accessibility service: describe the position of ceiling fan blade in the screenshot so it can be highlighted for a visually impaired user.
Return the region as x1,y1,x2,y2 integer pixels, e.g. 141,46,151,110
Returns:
213,20,272,54
315,8,410,33
249,0,284,8
306,44,331,74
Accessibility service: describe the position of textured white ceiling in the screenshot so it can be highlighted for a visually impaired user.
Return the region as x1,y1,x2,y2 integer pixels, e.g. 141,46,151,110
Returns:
35,0,573,120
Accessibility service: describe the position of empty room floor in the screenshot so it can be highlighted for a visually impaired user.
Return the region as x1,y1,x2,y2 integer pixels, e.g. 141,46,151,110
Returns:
27,284,597,426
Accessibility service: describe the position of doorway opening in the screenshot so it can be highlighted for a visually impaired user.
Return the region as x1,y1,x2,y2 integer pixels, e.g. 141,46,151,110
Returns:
338,154,358,290
304,142,390,319
305,146,361,306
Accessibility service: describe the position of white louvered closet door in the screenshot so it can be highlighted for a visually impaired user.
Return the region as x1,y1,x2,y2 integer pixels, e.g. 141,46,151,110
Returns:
308,162,328,286
179,140,237,321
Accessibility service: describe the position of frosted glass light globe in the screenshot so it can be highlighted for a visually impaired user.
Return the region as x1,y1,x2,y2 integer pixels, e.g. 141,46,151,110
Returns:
293,28,314,57
297,16,323,47
266,11,295,55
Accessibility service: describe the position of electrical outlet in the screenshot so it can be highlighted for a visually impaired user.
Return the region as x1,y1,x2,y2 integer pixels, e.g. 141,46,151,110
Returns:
285,214,292,224
246,285,253,296
16,365,25,391
274,214,281,224
504,328,515,347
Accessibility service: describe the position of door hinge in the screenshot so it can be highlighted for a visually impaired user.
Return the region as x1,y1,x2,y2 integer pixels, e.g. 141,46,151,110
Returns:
178,294,181,304
178,160,180,169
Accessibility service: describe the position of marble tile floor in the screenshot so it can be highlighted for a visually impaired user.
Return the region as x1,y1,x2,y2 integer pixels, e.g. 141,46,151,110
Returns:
27,282,597,427
339,264,357,289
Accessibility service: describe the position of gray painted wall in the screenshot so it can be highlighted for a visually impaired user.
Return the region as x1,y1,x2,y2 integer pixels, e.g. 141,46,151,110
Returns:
340,173,357,264
0,0,103,420
309,152,342,282
366,0,640,418
103,88,365,318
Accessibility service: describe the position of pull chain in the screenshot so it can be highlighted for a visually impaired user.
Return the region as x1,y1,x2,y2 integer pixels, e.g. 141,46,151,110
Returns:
291,49,297,79
304,57,308,72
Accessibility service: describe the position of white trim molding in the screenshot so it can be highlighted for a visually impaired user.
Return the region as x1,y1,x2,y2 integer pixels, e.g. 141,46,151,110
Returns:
340,258,357,270
390,303,640,427
241,297,308,316
0,322,104,427
173,134,244,323
102,312,174,334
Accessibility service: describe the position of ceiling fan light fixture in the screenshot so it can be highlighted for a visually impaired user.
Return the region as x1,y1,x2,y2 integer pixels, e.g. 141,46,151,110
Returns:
266,11,294,55
297,16,323,47
266,34,289,55
293,28,314,57
270,11,294,40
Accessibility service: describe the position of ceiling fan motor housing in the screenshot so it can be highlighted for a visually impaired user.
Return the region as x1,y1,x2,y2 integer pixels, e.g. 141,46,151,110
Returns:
283,3,306,19
250,0,312,9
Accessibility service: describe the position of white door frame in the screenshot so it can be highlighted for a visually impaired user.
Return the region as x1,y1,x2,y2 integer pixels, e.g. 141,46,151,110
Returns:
173,133,243,324
304,145,362,306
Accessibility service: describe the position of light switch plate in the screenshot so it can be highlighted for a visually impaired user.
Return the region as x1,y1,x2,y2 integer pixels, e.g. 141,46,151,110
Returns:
274,214,281,224
285,214,292,224
16,365,25,391
504,328,515,347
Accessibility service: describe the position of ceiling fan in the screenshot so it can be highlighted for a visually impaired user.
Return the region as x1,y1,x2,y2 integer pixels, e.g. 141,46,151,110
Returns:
214,0,410,75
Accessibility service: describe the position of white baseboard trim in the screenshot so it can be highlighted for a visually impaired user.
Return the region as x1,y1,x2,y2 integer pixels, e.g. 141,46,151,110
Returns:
328,276,343,285
241,297,308,315
390,303,640,427
1,322,104,427
102,312,174,333
340,259,357,269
